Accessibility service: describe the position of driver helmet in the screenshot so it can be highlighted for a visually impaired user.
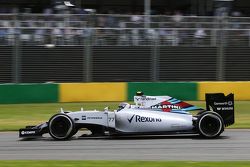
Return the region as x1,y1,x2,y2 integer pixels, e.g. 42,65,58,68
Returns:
136,91,144,96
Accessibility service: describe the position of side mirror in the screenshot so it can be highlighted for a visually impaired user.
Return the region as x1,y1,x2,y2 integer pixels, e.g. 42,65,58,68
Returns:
104,107,109,113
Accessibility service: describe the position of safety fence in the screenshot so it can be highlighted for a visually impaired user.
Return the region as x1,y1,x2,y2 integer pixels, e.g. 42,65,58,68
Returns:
0,27,250,47
2,46,250,83
1,14,250,47
1,14,250,28
1,14,250,83
0,82,250,104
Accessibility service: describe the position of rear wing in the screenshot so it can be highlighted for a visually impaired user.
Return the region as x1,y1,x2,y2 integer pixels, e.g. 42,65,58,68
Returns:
205,93,234,127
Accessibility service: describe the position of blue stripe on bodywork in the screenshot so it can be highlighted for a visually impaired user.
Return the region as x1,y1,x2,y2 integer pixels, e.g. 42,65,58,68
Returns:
182,106,201,111
170,110,190,114
171,100,181,104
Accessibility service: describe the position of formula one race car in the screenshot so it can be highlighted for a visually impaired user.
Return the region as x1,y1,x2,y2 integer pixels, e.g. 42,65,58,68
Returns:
19,92,234,140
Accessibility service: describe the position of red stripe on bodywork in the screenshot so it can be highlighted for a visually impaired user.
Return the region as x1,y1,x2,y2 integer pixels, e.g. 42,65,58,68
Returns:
159,101,192,112
175,102,192,108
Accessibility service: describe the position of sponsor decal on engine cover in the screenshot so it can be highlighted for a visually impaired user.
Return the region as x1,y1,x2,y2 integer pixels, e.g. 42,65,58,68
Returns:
151,104,181,110
135,97,157,101
128,114,162,123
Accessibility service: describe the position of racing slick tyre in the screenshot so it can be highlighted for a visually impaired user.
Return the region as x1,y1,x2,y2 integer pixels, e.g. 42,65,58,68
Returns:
48,114,75,140
196,111,224,138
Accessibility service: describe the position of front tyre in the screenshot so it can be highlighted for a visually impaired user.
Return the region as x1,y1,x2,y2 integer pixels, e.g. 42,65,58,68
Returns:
197,111,224,138
48,114,75,140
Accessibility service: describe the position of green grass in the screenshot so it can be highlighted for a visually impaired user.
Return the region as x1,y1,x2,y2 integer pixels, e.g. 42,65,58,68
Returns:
0,102,119,131
0,101,249,131
0,161,250,167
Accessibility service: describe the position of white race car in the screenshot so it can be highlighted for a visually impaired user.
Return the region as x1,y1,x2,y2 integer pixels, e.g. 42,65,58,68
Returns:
19,92,234,140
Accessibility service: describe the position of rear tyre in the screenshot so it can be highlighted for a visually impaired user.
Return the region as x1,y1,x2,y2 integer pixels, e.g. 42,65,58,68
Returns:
196,111,224,138
48,114,75,140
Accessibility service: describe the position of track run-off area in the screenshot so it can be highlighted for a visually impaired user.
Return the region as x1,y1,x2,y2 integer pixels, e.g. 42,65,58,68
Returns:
0,129,249,161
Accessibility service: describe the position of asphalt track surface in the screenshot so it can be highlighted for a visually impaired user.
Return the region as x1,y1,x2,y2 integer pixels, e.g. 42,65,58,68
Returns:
0,129,250,160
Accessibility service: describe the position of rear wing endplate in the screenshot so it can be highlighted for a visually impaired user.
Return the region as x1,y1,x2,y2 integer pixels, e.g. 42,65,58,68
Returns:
205,93,234,127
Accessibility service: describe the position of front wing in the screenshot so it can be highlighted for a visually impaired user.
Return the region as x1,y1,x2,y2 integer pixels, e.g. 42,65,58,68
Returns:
19,122,48,138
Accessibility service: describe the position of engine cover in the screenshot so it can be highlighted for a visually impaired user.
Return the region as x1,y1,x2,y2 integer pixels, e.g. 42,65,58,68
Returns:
115,109,193,133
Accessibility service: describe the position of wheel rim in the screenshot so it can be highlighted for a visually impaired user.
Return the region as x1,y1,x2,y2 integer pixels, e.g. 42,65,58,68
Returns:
49,115,73,139
199,114,222,137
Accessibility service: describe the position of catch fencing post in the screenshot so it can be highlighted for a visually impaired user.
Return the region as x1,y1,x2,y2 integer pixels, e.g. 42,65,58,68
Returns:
84,32,92,82
151,36,159,82
12,30,21,83
216,17,226,81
